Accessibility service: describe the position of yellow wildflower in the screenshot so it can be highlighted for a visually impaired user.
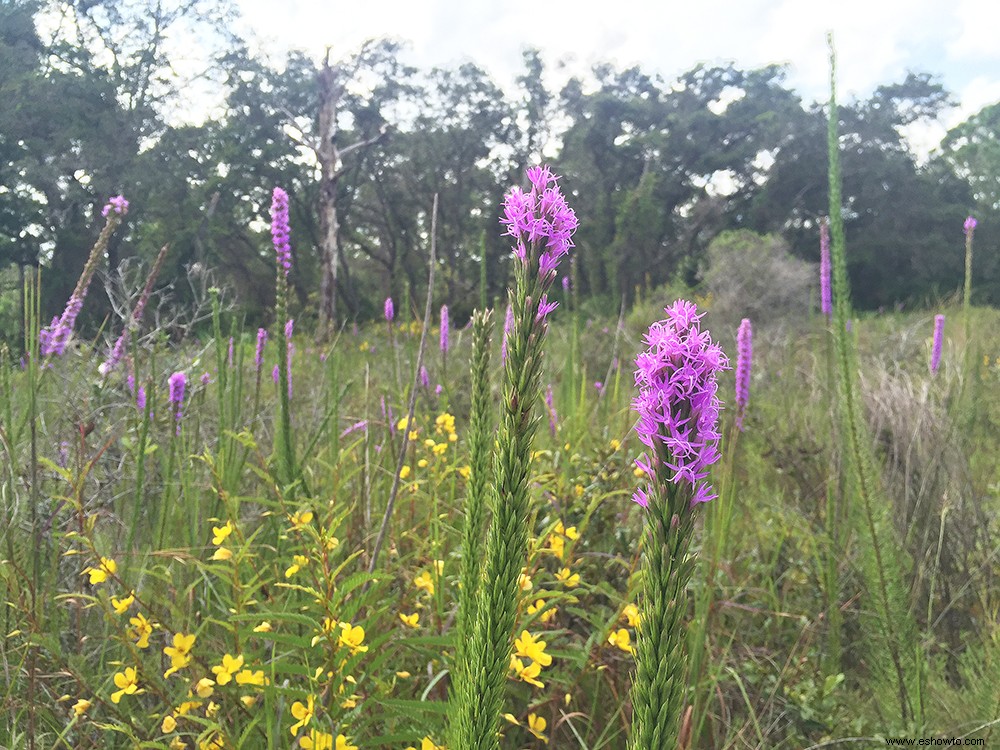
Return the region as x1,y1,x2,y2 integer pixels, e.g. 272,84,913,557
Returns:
290,509,314,528
83,556,117,585
555,567,580,588
235,669,267,686
622,603,640,628
285,554,309,578
211,653,244,685
528,599,557,624
253,621,272,633
359,340,370,352
527,713,549,743
518,570,533,592
554,520,579,541
414,570,435,595
546,534,565,560
161,714,177,733
338,622,368,654
300,730,335,750
573,483,584,497
420,739,446,750
399,465,411,480
211,520,233,545
240,695,257,708
514,630,552,667
435,412,456,436
111,592,134,615
458,465,471,479
169,738,186,750
397,416,412,432
71,698,91,716
110,666,142,703
205,701,220,718
399,612,419,628
128,611,155,649
610,438,621,451
289,694,315,735
336,735,359,750
424,438,436,449
608,628,635,655
510,656,545,688
163,632,196,678
396,671,411,678
432,442,448,456
211,547,233,561
194,677,216,698
417,458,429,468
199,731,224,748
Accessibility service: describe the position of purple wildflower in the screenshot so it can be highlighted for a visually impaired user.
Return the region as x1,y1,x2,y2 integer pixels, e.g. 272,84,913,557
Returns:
964,216,977,237
562,276,570,294
201,372,211,386
40,295,84,356
735,318,752,431
127,374,136,394
168,371,187,433
384,297,394,323
501,165,578,282
594,381,605,396
930,314,945,375
255,328,268,372
632,300,729,508
440,305,450,353
285,318,294,340
101,195,129,217
271,187,292,277
435,384,443,395
272,365,280,384
820,219,832,318
340,419,368,438
420,365,430,388
136,385,146,413
535,294,558,322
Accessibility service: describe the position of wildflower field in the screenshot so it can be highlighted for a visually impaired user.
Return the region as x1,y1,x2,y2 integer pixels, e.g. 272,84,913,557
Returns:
3,61,1000,750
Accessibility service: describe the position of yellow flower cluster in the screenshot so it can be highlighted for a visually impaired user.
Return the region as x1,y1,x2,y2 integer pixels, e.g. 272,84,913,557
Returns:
503,712,549,743
608,603,641,655
544,519,579,561
509,630,553,689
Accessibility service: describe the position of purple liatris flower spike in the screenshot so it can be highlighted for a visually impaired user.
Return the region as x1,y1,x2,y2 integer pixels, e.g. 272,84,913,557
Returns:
168,372,187,433
201,372,211,386
930,314,945,375
271,187,292,277
420,365,430,388
440,304,450,353
964,216,977,236
820,218,832,318
136,385,146,413
735,318,752,431
227,337,234,368
255,328,267,372
102,195,129,217
501,165,579,282
632,300,729,508
384,297,394,322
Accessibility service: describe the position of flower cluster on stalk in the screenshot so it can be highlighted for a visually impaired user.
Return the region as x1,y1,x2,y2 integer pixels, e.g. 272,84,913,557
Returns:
632,300,728,508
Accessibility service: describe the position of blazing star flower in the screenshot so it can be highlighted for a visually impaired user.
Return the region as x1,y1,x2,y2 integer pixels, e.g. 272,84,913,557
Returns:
501,165,578,283
820,219,832,318
384,296,394,322
440,304,449,353
735,318,752,431
930,314,945,375
271,187,292,277
40,295,83,356
168,372,186,433
255,328,267,372
964,216,977,236
102,195,129,217
632,300,729,508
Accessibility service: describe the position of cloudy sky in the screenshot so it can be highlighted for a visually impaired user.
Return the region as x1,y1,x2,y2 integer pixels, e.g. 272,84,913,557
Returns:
235,0,1000,149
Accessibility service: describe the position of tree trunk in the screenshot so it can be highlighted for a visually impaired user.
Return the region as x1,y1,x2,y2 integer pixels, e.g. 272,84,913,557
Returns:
317,52,342,335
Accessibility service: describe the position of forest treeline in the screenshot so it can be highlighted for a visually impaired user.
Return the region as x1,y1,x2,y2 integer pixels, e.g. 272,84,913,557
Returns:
2,0,998,340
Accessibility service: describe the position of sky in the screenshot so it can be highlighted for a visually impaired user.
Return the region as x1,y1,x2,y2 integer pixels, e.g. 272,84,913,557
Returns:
234,0,1000,154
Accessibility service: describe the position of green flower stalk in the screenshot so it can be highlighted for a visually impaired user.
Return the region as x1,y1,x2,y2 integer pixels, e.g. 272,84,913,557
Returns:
271,186,296,488
452,308,495,690
450,166,577,750
628,300,728,750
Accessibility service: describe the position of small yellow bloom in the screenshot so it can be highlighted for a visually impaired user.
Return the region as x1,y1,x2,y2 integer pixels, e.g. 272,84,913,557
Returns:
240,695,257,708
83,556,117,585
608,628,635,655
414,570,435,595
420,738,446,750
609,438,621,451
194,677,216,698
396,671,411,678
170,737,187,750
211,547,233,561
289,694,315,735
212,520,233,545
163,632,196,678
432,442,448,456
417,458,429,468
458,465,471,479
527,713,549,743
554,521,579,541
399,612,419,628
71,698,91,716
338,622,369,654
397,416,412,431
205,701,220,718
622,603,640,628
253,621,272,633
399,465,412,480
556,567,580,588
359,340,370,352
175,699,202,716
546,534,565,560
111,592,134,615
290,509,314,528
518,570,533,592
211,653,244,685
424,438,436,449
510,655,545,688
161,714,177,733
235,669,267,686
200,731,224,748
111,666,142,704
514,630,552,666
633,466,645,478
336,734,359,750
573,483,584,497
300,730,335,750
285,554,310,578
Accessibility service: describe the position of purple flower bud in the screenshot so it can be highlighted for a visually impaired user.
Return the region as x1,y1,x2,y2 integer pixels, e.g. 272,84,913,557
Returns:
285,319,294,340
735,318,752,431
102,195,129,217
964,216,977,236
272,364,280,384
271,187,292,277
820,219,832,318
227,337,234,368
594,381,605,396
255,328,267,372
440,305,449,353
384,297,394,322
340,419,368,438
930,314,945,375
136,385,146,413
168,372,186,433
201,371,211,386
420,365,430,388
